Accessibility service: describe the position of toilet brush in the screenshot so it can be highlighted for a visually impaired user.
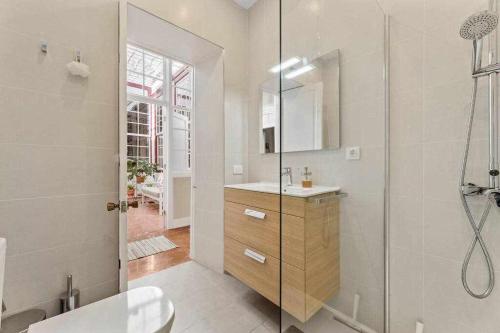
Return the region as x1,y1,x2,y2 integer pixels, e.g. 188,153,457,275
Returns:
60,275,80,313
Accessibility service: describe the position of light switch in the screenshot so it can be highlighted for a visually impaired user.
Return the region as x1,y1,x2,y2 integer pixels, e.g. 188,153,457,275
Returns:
345,147,361,160
233,165,243,175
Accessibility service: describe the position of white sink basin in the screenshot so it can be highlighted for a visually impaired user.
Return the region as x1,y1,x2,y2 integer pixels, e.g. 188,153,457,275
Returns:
224,182,340,198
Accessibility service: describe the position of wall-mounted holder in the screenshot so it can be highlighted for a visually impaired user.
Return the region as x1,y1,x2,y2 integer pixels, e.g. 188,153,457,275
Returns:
473,62,500,77
67,50,91,78
40,40,48,54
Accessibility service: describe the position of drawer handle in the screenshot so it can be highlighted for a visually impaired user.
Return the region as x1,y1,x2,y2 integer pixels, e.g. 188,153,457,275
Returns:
244,209,266,220
244,249,266,264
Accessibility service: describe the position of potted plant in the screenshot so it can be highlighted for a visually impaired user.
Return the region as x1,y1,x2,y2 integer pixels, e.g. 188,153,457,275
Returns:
127,159,159,184
127,184,135,197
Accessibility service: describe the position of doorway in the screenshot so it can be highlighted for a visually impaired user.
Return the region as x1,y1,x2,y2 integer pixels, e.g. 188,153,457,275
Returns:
124,43,194,281
119,1,224,292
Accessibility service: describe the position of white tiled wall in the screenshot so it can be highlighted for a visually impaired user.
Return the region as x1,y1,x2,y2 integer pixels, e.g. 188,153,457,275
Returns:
382,0,500,332
247,0,386,331
0,0,120,317
193,55,225,272
0,0,249,318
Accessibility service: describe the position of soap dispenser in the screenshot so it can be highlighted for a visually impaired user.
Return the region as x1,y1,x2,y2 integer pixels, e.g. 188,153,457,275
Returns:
302,167,313,188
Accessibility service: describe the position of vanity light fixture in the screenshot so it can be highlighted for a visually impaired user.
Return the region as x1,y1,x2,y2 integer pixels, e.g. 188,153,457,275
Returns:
269,57,301,73
284,64,316,79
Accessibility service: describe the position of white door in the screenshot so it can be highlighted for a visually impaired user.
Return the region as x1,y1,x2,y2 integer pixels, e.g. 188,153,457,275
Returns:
171,112,190,172
118,0,129,291
167,112,191,229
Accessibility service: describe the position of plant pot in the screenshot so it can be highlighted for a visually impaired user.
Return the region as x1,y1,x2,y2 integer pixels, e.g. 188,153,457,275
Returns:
127,189,135,197
136,175,145,184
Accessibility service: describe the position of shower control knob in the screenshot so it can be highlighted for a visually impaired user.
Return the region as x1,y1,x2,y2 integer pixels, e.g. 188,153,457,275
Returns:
492,192,500,208
489,169,499,176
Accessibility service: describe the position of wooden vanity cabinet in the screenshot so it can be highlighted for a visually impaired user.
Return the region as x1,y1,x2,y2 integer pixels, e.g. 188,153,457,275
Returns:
223,188,340,322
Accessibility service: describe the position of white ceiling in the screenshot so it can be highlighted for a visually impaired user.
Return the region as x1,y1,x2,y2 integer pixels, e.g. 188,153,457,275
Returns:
232,0,258,9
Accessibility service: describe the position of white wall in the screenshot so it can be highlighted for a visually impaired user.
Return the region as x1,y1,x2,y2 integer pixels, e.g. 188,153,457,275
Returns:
0,0,120,317
247,0,386,331
128,0,250,186
193,55,225,272
381,0,500,332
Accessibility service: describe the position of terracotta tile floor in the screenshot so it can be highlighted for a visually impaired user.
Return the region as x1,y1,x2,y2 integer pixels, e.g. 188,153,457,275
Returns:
128,200,191,281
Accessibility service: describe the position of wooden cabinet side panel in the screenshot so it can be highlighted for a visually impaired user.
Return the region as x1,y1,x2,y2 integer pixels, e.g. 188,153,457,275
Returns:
282,262,306,322
304,199,340,320
282,196,306,217
282,214,305,270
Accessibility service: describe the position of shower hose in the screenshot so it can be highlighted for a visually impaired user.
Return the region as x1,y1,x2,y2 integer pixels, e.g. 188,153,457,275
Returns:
460,77,495,299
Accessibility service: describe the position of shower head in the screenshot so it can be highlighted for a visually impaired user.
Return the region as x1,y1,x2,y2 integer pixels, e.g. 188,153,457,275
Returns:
460,10,499,40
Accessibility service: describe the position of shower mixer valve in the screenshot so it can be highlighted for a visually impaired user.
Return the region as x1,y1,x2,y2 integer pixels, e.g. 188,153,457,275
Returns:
485,188,500,207
461,183,487,196
461,184,500,207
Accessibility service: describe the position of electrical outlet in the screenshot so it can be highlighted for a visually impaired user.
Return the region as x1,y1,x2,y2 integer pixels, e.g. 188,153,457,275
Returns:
345,147,361,160
233,165,243,175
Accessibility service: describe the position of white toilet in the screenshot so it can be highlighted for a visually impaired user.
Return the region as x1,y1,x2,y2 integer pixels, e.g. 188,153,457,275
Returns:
27,287,174,333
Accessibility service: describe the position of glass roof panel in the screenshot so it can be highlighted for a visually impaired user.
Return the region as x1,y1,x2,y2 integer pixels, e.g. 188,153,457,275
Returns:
127,44,143,74
172,60,187,78
144,50,164,79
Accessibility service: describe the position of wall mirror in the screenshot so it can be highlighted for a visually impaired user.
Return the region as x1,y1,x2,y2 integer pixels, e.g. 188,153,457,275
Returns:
260,49,340,154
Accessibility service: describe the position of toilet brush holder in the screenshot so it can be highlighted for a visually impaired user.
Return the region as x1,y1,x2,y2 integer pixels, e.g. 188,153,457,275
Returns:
59,275,80,314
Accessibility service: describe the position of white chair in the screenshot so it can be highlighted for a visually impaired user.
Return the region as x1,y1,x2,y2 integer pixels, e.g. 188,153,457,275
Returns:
141,173,164,215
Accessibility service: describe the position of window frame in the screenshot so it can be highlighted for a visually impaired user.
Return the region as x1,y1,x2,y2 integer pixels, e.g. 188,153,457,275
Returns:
126,43,194,173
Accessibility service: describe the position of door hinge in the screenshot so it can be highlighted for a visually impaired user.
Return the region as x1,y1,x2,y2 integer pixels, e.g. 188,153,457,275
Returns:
119,259,121,270
120,201,128,213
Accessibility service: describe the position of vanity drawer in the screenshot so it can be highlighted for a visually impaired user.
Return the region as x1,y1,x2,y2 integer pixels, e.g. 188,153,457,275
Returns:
224,188,305,217
225,188,280,212
225,201,279,258
224,237,279,305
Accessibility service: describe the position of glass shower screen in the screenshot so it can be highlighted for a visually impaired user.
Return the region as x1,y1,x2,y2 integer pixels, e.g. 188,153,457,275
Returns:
278,1,386,332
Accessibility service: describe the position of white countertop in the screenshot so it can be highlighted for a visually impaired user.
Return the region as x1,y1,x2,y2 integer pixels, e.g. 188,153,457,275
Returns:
224,182,341,198
28,287,174,333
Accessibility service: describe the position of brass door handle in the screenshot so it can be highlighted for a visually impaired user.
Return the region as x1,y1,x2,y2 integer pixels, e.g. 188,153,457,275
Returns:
107,202,120,211
107,201,139,212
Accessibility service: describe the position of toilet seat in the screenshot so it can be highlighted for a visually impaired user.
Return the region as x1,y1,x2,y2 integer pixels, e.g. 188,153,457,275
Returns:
28,287,174,333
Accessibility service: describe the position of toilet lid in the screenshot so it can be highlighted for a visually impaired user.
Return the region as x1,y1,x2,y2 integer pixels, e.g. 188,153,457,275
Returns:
27,287,175,333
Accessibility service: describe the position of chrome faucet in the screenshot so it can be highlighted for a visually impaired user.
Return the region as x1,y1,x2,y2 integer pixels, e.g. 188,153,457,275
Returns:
281,167,293,186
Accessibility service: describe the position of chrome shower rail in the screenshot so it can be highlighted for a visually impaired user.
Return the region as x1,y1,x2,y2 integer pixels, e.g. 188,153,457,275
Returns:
459,7,499,299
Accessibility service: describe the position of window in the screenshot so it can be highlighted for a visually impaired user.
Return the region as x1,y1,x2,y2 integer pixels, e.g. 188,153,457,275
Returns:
127,45,165,101
126,45,193,172
155,105,165,168
172,61,193,169
127,101,150,161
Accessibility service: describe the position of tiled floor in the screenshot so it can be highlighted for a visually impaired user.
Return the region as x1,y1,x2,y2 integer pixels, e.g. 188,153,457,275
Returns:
128,200,191,281
129,261,357,333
